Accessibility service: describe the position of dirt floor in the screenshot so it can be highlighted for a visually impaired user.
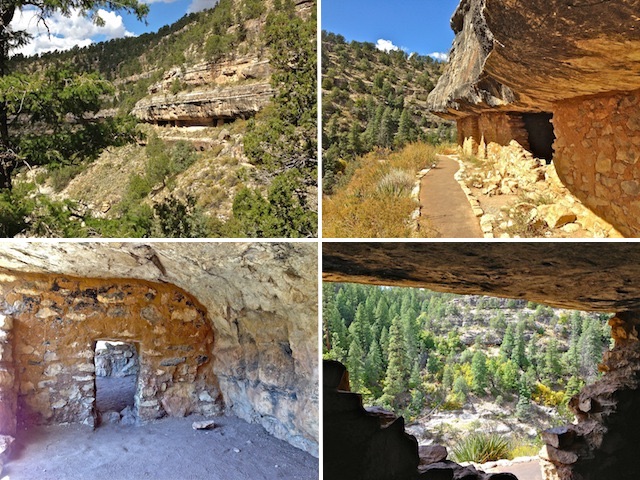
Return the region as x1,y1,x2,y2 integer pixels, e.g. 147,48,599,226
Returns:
3,416,318,480
96,376,136,413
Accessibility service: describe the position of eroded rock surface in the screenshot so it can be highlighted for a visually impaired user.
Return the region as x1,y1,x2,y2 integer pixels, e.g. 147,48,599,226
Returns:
0,242,318,456
428,0,640,116
132,82,274,126
323,242,640,312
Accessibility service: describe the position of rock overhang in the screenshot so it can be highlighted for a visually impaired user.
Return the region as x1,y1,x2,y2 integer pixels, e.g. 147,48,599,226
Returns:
323,242,640,312
428,0,640,118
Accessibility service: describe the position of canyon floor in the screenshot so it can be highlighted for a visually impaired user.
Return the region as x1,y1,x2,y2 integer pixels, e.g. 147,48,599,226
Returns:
4,416,318,480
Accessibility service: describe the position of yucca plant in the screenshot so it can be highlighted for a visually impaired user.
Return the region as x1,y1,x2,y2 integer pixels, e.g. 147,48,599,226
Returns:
452,432,511,464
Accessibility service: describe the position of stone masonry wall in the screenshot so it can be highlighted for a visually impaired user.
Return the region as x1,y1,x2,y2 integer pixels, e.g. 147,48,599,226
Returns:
0,273,222,432
458,112,530,155
553,89,640,237
0,242,319,456
540,312,640,480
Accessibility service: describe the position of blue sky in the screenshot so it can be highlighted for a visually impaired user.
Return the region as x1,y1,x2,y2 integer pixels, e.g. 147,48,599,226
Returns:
322,0,460,60
12,0,219,56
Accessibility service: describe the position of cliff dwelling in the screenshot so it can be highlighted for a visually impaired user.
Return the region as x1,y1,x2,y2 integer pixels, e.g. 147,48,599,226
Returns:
323,242,640,480
428,0,640,237
0,242,318,479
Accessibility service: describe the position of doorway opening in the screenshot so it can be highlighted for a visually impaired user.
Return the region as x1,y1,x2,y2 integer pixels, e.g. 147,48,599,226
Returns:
94,340,140,426
523,112,555,163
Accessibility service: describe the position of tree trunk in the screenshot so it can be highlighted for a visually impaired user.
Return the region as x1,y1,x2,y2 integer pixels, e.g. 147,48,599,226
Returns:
0,6,16,190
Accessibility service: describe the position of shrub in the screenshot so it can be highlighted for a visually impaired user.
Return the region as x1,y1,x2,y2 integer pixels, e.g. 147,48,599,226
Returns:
49,164,86,192
169,141,198,174
452,432,511,464
323,143,440,237
377,168,414,197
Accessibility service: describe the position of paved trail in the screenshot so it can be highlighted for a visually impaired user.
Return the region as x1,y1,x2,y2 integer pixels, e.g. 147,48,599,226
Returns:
419,154,483,238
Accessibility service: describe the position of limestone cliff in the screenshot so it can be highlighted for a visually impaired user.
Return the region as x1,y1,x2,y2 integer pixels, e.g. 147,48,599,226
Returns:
132,81,274,126
131,56,274,126
0,243,318,456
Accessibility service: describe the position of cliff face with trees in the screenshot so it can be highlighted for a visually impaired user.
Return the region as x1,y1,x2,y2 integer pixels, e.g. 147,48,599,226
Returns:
323,283,612,426
0,0,317,238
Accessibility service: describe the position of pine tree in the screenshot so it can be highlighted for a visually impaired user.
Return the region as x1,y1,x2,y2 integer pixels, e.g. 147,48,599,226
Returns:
380,326,390,367
364,339,384,394
579,320,604,382
511,320,528,369
543,338,563,384
395,108,415,148
363,105,384,150
471,351,488,395
377,106,395,148
381,316,409,409
500,323,515,359
347,339,366,392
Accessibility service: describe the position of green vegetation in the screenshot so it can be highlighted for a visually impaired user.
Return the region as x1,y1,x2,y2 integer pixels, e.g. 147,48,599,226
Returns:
452,433,511,464
323,283,613,422
0,0,318,238
235,0,317,237
0,0,147,189
321,31,455,194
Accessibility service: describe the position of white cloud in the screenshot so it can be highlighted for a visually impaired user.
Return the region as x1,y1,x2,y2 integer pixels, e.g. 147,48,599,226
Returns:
428,51,450,62
11,7,134,57
375,38,399,53
187,0,219,13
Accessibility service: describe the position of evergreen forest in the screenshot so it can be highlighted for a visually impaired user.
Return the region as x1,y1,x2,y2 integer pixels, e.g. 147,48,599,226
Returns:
321,31,455,195
323,283,613,426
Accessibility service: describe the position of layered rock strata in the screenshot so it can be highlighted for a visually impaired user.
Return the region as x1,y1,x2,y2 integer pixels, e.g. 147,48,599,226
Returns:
428,0,640,236
131,82,274,126
428,0,640,116
0,242,318,456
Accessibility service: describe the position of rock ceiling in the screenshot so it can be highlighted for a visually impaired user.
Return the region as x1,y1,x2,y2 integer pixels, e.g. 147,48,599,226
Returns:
323,242,640,312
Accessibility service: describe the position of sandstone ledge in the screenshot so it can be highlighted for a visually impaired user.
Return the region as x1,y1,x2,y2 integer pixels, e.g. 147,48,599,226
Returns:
132,82,274,125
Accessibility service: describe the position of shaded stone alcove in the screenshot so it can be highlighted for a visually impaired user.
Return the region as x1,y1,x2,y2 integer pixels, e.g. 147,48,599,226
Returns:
0,242,318,469
522,113,554,163
5,273,221,430
323,242,640,480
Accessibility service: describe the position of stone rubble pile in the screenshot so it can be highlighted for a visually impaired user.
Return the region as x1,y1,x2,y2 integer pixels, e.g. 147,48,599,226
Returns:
457,141,622,238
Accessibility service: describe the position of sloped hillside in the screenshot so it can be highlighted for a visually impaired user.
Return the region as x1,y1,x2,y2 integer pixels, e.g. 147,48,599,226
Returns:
321,31,453,193
2,0,316,238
